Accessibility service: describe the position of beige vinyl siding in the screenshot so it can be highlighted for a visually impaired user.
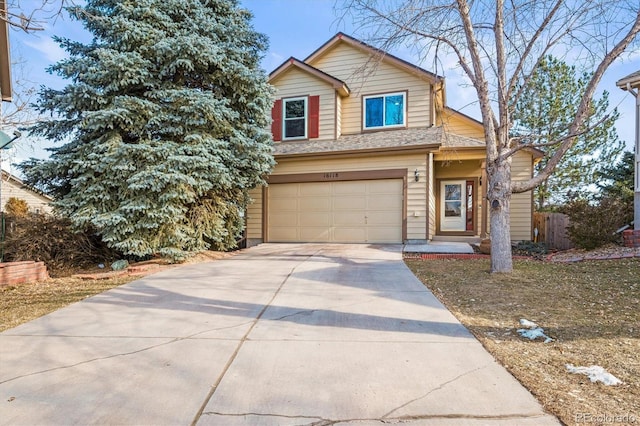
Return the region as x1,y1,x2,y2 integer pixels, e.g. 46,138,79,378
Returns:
336,95,342,138
246,187,263,239
510,151,534,241
1,179,52,214
308,43,432,134
271,68,335,141
427,153,436,239
249,153,428,240
439,110,485,140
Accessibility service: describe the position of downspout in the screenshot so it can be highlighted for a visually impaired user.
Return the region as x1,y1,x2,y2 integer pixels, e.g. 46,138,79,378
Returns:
629,82,640,230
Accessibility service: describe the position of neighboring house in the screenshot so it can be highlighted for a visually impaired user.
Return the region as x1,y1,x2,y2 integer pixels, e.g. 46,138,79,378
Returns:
246,33,539,246
1,170,53,214
616,70,640,233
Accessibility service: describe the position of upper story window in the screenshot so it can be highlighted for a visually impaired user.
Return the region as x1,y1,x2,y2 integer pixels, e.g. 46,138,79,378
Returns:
283,97,307,140
271,95,319,142
363,92,406,130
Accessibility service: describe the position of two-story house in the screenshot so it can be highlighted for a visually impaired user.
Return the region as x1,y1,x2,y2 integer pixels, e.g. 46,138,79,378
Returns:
246,33,538,247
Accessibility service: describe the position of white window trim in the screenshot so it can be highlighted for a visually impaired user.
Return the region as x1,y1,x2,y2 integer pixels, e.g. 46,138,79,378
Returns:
362,92,407,130
282,96,308,140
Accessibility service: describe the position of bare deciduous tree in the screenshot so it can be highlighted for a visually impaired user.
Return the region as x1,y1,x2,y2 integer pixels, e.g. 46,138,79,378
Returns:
2,0,71,32
343,0,640,272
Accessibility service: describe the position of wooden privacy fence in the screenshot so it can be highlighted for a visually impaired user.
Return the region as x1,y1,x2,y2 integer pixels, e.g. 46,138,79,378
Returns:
533,212,574,251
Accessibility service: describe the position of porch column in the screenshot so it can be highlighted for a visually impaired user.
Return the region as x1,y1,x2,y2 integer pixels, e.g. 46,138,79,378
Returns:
481,161,488,238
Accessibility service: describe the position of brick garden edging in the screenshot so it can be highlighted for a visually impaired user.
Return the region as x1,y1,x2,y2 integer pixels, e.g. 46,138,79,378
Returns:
404,252,640,263
623,229,640,248
546,251,640,263
403,253,530,260
0,261,49,286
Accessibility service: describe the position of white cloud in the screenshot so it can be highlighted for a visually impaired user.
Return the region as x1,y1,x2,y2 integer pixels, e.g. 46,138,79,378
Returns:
22,37,68,64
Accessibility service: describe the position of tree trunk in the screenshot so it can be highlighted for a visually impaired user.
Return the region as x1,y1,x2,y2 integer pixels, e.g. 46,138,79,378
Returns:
488,156,513,273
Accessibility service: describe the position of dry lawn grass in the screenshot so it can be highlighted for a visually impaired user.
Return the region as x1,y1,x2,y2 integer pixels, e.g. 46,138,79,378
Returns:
405,257,639,426
0,275,138,332
0,251,234,332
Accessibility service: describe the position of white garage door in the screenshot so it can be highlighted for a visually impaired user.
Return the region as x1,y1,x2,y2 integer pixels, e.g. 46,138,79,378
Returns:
268,179,403,243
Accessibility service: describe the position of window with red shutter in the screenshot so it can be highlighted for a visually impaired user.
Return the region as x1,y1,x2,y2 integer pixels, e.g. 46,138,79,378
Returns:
308,95,320,139
271,99,282,141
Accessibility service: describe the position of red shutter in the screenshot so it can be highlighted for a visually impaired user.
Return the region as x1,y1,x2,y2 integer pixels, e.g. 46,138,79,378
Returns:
271,99,282,141
308,95,320,139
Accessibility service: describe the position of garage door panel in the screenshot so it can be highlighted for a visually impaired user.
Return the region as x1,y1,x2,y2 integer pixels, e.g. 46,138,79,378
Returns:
333,181,367,194
300,228,331,241
270,198,298,211
268,179,402,243
334,196,365,210
299,197,331,211
270,212,298,227
299,183,332,196
299,212,331,227
334,212,364,226
333,228,367,243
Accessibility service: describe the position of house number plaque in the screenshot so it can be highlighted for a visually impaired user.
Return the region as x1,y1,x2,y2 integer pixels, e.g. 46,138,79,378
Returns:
323,172,339,179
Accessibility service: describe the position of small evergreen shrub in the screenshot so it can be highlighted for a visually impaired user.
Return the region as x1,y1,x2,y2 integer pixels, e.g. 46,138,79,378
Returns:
563,197,632,250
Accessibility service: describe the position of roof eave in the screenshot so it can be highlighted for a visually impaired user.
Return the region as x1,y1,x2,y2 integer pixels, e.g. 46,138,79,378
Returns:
274,143,441,160
269,57,351,96
616,70,640,90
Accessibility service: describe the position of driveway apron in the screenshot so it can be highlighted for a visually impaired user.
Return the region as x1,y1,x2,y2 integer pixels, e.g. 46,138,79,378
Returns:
0,244,559,425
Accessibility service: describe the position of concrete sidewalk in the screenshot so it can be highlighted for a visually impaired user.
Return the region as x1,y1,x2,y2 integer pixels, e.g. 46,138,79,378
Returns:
1,244,559,425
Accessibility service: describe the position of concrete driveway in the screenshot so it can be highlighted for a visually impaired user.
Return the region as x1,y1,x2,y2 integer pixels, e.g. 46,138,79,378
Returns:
1,244,558,425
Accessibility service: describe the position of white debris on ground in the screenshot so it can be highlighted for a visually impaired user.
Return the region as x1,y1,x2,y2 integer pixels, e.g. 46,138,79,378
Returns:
517,318,553,343
566,364,623,386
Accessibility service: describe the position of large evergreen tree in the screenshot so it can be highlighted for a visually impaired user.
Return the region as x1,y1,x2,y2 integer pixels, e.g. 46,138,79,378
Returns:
21,0,274,259
596,150,635,205
511,56,623,210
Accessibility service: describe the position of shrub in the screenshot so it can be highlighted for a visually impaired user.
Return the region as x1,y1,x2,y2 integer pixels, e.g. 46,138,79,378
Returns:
2,214,120,277
4,197,29,217
563,197,632,250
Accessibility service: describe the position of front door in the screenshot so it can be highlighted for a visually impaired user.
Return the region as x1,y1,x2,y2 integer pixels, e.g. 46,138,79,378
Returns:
440,180,466,232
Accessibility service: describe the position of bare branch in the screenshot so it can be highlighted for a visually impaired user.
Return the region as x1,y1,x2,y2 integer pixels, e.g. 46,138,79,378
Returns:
505,112,612,155
512,8,640,193
1,1,72,33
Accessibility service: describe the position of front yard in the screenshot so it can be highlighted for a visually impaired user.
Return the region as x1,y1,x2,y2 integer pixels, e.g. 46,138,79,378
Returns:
2,251,638,425
405,257,639,426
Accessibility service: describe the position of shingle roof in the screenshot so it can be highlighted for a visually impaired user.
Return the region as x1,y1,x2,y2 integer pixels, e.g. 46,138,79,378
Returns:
273,127,485,157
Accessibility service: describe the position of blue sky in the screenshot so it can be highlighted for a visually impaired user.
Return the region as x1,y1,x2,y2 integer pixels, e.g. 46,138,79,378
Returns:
4,0,639,172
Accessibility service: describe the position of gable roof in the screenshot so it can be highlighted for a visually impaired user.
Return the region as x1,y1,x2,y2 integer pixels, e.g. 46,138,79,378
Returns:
617,70,640,90
269,57,351,96
304,32,442,85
